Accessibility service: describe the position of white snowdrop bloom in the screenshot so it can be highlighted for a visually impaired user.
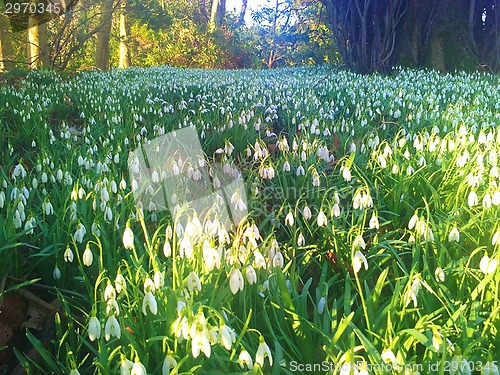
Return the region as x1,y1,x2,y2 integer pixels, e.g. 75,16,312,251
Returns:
317,210,328,227
272,251,284,268
448,227,460,242
179,236,193,258
0,191,5,209
229,268,244,294
104,283,116,302
246,265,257,284
13,163,27,180
317,297,326,314
381,349,397,365
492,231,500,246
253,250,266,269
480,254,498,275
408,213,419,230
88,316,101,341
468,191,478,207
203,242,220,271
83,245,93,266
490,166,499,178
483,193,492,208
123,226,134,249
285,211,294,226
352,250,368,273
297,233,305,246
219,324,236,350
369,214,379,229
435,267,445,282
353,235,366,250
104,315,121,340
187,271,202,292
296,165,305,176
341,165,352,181
64,247,74,262
162,354,177,375
303,205,312,220
119,179,127,190
131,359,147,375
237,349,253,369
142,291,158,315
53,266,61,280
404,275,422,307
489,191,500,206
154,270,165,289
115,273,126,294
255,336,273,367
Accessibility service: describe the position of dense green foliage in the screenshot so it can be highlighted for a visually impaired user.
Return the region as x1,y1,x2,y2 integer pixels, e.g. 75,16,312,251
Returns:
1,66,500,374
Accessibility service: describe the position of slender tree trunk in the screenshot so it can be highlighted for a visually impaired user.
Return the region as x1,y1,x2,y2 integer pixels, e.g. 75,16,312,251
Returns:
119,0,131,69
95,0,114,71
0,13,13,72
238,0,248,25
27,18,41,69
209,0,225,31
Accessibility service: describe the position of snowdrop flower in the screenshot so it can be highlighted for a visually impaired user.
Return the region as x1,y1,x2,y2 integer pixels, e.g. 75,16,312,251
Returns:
237,348,253,369
449,351,471,375
435,267,445,282
88,315,101,341
285,211,294,226
255,336,273,367
317,210,327,227
69,368,81,375
404,275,422,307
297,233,305,246
191,327,211,358
492,231,500,246
432,329,443,351
352,251,368,273
341,165,352,182
187,271,202,292
219,324,236,350
179,236,193,258
448,227,460,242
229,268,244,294
352,235,366,250
468,191,478,207
123,225,134,250
154,270,165,289
253,250,266,269
64,247,74,262
479,254,497,275
332,203,341,217
296,165,305,176
74,223,86,243
246,265,257,285
115,273,127,294
142,291,158,315
303,205,312,220
272,251,284,268
317,297,326,314
163,241,172,257
162,353,177,375
131,357,147,375
408,213,419,230
83,245,93,266
120,355,133,375
104,314,121,340
283,161,291,172
482,357,500,375
381,349,397,365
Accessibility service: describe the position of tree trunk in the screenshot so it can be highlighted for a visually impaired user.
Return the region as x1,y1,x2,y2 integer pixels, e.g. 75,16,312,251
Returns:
95,0,114,71
209,0,225,31
0,13,13,72
119,0,131,69
27,18,41,69
238,0,248,25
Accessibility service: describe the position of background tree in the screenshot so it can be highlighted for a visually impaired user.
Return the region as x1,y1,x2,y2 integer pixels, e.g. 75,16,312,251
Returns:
319,0,405,74
469,0,499,72
119,0,131,68
0,11,14,71
95,0,115,70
